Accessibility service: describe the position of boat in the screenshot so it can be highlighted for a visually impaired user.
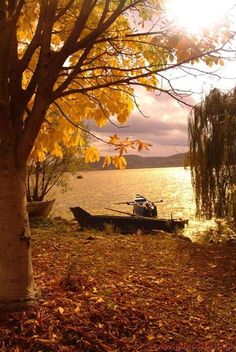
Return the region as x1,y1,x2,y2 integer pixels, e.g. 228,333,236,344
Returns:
70,206,188,233
116,194,162,217
27,199,55,219
133,194,158,217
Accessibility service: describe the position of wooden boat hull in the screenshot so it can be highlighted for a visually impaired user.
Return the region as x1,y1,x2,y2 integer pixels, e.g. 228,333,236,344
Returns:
70,206,188,233
27,199,55,219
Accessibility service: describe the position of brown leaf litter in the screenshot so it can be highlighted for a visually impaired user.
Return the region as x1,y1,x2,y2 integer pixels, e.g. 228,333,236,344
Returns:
0,219,236,351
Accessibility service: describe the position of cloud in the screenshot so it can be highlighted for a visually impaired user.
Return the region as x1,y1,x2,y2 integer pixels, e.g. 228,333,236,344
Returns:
86,88,193,156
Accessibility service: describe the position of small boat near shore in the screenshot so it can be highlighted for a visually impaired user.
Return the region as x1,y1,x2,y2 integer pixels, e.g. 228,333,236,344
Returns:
70,206,188,233
116,194,162,218
27,199,55,219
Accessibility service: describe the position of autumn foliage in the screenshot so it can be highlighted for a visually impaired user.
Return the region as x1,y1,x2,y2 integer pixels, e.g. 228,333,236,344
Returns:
9,0,233,165
1,221,236,351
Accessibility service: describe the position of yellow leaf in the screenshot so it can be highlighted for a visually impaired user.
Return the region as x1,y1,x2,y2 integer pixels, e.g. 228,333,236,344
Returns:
58,307,64,314
112,155,127,170
109,134,120,146
117,112,128,124
147,334,155,341
84,147,100,163
37,150,46,162
137,141,152,152
74,303,81,313
96,297,105,303
219,58,224,66
95,115,107,128
197,295,204,303
103,154,111,168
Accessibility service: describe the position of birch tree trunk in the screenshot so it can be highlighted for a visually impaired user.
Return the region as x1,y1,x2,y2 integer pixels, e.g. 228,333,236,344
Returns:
0,146,38,311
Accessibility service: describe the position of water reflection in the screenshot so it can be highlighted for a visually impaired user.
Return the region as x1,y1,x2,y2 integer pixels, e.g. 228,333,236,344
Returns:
49,167,221,241
51,167,194,218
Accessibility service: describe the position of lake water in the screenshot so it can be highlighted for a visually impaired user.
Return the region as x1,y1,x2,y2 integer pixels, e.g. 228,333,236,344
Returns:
50,167,219,241
52,167,195,220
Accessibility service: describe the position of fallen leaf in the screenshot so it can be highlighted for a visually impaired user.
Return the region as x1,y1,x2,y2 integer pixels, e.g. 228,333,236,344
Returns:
74,304,81,313
96,297,105,303
58,307,64,314
197,295,204,303
147,334,155,341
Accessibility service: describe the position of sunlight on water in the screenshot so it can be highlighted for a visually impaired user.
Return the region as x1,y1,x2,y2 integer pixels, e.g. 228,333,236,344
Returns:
52,167,194,218
50,167,219,242
184,219,219,242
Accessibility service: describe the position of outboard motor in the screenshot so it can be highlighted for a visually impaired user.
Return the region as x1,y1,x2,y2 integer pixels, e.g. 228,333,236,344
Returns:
145,200,158,217
133,194,158,218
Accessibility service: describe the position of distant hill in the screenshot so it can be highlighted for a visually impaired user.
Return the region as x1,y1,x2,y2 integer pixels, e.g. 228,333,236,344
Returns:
93,153,187,170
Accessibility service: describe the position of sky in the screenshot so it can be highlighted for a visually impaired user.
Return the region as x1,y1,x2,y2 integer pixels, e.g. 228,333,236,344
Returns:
89,0,236,157
90,89,192,156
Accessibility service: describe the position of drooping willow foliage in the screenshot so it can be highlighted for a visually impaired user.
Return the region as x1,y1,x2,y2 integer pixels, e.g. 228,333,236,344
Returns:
188,88,236,222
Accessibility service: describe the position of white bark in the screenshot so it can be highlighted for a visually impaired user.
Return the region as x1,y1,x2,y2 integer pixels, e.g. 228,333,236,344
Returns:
0,163,39,311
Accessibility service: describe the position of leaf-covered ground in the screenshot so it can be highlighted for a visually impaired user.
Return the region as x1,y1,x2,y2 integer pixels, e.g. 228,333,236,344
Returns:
0,219,236,352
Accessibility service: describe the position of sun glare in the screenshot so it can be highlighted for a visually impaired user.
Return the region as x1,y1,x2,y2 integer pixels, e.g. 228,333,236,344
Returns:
165,0,235,34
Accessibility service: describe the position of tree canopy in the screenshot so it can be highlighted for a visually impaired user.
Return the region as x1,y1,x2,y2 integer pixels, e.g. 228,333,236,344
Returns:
1,0,234,168
188,88,236,222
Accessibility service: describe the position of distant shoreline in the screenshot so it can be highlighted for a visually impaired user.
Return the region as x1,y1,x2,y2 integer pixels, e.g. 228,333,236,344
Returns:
92,152,187,170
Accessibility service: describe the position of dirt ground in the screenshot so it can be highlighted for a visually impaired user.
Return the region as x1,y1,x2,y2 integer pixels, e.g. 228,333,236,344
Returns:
0,219,236,351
